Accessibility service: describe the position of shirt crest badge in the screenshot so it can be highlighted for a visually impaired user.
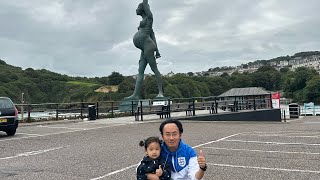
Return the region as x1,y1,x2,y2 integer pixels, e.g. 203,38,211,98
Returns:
178,157,186,167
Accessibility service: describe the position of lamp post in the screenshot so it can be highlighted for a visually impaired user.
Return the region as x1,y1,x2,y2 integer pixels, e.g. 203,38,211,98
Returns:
21,93,24,121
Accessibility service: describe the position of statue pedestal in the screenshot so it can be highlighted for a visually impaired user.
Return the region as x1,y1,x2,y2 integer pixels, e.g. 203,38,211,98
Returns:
119,99,139,112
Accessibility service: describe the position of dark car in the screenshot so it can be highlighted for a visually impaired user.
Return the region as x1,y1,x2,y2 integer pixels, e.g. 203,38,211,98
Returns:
0,97,19,136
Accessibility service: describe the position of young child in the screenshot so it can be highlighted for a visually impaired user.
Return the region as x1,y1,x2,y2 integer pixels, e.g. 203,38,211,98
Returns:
137,136,171,180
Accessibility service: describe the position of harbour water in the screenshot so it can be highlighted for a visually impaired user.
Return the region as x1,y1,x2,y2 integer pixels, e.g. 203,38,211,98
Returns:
18,111,83,121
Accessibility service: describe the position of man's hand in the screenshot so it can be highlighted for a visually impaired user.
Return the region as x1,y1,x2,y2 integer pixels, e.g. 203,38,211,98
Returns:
195,150,206,179
198,150,206,169
155,165,163,177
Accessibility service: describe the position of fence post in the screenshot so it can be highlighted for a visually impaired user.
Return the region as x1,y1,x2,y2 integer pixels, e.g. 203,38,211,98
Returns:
168,98,171,117
80,102,84,119
269,94,273,109
56,104,59,120
140,100,143,121
131,101,134,116
96,101,99,119
27,105,31,122
192,98,195,116
214,97,218,114
111,101,114,118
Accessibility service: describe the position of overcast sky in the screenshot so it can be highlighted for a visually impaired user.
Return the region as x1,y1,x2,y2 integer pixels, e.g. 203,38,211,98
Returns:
1,0,319,77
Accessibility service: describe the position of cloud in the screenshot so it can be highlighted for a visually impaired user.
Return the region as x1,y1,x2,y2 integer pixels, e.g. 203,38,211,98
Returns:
0,0,319,77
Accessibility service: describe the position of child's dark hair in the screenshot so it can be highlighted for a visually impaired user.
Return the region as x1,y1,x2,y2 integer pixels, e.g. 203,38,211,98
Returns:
139,136,162,150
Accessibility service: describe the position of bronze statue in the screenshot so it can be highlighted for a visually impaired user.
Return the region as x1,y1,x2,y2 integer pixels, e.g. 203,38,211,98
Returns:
125,0,164,100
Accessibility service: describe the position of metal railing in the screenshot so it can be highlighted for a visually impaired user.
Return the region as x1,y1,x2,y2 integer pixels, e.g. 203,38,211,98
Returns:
15,96,274,122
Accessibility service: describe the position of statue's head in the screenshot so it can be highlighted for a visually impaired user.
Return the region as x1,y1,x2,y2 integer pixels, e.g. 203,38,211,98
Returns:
136,3,144,15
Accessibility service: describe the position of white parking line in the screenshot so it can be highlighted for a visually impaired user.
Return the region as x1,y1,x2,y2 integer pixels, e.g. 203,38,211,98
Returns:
16,132,42,136
246,134,320,138
0,147,64,160
90,164,139,180
37,125,87,130
224,139,320,146
204,147,320,155
192,133,243,148
89,133,242,180
249,131,318,135
209,163,320,174
247,131,320,136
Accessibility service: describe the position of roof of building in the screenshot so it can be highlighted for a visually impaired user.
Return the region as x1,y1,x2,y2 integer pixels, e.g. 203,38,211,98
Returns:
218,87,270,97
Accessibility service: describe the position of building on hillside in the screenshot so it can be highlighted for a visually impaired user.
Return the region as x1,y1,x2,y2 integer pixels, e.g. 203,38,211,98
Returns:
237,67,258,74
291,55,320,71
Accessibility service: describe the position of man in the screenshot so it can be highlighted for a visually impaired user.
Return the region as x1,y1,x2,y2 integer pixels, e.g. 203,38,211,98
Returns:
148,118,207,180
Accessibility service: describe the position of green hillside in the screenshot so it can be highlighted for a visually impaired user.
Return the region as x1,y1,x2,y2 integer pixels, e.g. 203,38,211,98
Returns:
0,59,129,103
1,51,320,104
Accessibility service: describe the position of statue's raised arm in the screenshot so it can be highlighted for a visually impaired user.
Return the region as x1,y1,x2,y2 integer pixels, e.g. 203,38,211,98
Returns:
142,0,153,20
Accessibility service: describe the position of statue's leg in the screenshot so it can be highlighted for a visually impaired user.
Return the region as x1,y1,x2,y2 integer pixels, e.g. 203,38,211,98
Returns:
125,51,147,100
144,40,164,98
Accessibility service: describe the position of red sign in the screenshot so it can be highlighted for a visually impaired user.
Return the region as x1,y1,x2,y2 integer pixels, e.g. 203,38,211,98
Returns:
272,92,280,99
271,92,280,108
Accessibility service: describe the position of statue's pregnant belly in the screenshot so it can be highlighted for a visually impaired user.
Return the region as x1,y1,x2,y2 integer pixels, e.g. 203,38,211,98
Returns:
133,31,148,50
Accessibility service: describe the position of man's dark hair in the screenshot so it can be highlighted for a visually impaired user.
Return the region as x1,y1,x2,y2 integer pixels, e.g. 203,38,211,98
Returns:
159,118,183,135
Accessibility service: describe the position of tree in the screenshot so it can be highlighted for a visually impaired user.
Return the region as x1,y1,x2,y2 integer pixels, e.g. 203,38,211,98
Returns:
144,76,158,94
187,72,194,76
250,72,273,90
229,73,252,88
204,77,230,96
96,76,108,85
257,65,277,72
117,77,135,93
108,72,124,85
220,72,229,78
164,84,182,98
303,76,320,103
283,67,317,93
280,67,290,73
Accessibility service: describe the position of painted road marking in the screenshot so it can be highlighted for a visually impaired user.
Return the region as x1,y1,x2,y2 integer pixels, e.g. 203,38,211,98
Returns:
249,131,318,134
209,163,320,174
254,134,320,138
90,164,139,180
37,125,87,130
204,147,320,155
224,139,320,146
16,132,42,136
0,147,64,160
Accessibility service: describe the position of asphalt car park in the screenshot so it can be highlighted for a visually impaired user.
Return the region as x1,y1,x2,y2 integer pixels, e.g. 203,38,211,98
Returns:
0,116,319,179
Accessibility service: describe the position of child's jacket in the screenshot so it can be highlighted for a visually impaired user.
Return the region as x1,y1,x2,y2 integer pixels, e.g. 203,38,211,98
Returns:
137,155,171,180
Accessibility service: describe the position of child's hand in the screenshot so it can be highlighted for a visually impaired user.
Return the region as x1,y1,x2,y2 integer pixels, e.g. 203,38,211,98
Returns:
155,165,163,177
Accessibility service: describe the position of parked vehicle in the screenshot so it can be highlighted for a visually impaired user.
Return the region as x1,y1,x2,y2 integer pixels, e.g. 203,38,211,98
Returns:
0,97,19,136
